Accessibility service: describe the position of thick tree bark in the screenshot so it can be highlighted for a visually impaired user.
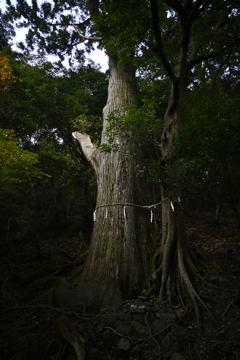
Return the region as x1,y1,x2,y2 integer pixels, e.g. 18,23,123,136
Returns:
68,55,151,311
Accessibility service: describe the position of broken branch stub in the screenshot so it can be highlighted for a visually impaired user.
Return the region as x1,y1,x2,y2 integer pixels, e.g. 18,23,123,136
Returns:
72,131,99,173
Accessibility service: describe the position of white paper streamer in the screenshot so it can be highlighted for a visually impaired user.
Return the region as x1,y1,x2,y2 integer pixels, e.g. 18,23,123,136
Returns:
170,201,174,211
93,210,96,221
123,206,126,220
105,207,108,219
150,209,153,223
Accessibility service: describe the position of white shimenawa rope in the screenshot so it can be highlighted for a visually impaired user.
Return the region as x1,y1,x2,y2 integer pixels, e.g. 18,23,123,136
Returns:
92,198,174,222
123,206,126,220
150,209,153,223
105,207,108,219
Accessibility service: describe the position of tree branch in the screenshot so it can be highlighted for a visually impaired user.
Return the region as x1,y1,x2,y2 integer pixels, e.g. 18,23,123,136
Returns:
73,24,102,41
72,132,98,173
189,0,211,22
164,0,190,33
149,0,177,83
164,0,185,17
189,38,240,69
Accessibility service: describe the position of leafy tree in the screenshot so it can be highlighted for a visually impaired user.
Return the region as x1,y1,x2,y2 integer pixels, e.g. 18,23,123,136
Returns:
0,129,44,189
175,77,240,234
5,0,240,318
94,0,240,318
5,0,153,309
0,8,16,50
0,128,46,244
0,52,107,242
0,51,107,147
147,1,240,319
0,52,45,244
0,54,19,91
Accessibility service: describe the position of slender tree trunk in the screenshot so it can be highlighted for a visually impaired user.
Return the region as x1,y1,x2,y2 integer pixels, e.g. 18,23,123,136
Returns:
148,0,228,323
157,81,188,300
153,75,210,322
68,55,151,311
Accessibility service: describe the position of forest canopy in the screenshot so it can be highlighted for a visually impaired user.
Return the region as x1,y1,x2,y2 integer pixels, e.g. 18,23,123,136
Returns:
1,2,240,360
1,0,240,325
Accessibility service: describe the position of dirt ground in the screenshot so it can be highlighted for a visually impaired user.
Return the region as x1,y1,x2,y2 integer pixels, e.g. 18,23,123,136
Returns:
0,211,240,360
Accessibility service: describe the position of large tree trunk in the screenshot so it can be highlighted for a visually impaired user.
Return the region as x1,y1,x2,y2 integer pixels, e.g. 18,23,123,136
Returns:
68,55,151,311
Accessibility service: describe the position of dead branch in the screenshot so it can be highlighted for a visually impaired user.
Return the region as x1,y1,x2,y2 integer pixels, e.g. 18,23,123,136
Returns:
73,24,102,41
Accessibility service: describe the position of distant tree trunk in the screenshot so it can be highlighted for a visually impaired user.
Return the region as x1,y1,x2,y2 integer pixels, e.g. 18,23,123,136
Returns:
70,55,151,311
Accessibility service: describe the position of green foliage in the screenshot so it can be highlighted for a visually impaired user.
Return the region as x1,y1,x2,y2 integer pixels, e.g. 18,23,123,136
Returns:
3,0,240,224
0,54,106,241
100,102,163,181
0,128,47,243
174,80,240,210
95,1,151,62
0,128,46,190
1,58,107,147
5,0,92,63
0,10,16,50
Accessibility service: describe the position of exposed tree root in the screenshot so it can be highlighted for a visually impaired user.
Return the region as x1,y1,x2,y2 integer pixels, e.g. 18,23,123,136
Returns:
177,243,213,325
54,314,85,360
150,207,214,327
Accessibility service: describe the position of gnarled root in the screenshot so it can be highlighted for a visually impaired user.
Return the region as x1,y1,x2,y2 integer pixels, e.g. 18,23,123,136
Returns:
151,233,214,327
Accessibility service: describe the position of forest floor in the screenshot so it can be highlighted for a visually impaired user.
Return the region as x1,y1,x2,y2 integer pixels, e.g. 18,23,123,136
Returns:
0,211,240,360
